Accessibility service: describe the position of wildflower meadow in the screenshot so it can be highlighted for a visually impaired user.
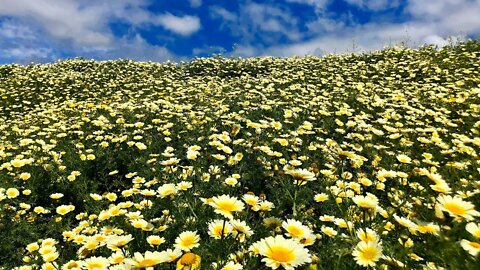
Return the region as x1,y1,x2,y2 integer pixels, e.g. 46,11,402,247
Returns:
1,40,479,269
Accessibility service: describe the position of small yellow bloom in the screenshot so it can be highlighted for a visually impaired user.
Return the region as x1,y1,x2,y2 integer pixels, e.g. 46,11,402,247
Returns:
176,252,201,270
6,187,20,198
56,205,75,215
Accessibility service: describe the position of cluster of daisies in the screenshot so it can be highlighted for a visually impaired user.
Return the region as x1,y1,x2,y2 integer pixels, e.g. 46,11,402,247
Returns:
1,40,480,269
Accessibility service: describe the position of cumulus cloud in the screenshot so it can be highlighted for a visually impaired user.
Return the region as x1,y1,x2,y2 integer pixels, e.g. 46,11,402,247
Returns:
0,0,112,46
210,6,237,22
0,0,202,44
285,0,331,11
0,0,205,63
1,0,479,63
344,0,400,11
232,0,479,57
0,20,54,63
210,2,302,44
156,13,201,36
82,34,176,62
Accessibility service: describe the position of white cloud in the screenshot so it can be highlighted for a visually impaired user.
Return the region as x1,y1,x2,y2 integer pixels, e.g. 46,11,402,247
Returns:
210,2,303,43
0,0,201,47
0,12,177,64
306,17,347,33
0,0,203,63
0,20,35,40
344,0,400,11
0,0,112,45
3,47,51,59
156,13,201,36
285,0,331,11
233,0,480,57
189,0,202,8
210,6,237,22
83,34,176,62
0,19,54,63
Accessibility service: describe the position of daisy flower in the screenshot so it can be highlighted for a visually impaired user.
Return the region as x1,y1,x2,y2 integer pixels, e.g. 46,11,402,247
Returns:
175,231,200,251
127,251,167,269
352,240,383,267
208,195,245,219
82,256,110,270
285,169,316,185
253,235,311,269
282,219,311,239
437,195,480,221
208,219,232,239
176,252,201,270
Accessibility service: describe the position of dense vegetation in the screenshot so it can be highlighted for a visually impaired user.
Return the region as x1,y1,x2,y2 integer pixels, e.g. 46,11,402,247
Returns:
1,40,479,269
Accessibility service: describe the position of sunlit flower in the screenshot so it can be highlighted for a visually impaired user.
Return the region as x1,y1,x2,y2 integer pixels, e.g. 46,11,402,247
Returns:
314,193,328,203
157,183,178,198
460,239,480,256
417,222,440,235
175,231,200,251
147,235,166,246
160,248,183,263
127,251,167,269
285,169,317,185
208,195,245,219
108,251,125,264
356,228,378,243
26,242,40,253
352,193,379,210
19,172,31,181
230,219,254,241
82,256,110,270
56,205,75,215
208,219,232,239
220,261,243,270
106,235,133,250
282,219,311,239
396,154,412,164
50,193,64,199
466,223,480,239
6,187,20,198
176,252,201,270
254,235,311,269
321,226,337,237
243,194,260,206
437,195,480,221
352,240,383,267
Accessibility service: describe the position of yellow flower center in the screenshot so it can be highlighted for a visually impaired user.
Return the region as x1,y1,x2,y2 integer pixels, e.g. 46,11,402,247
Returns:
444,202,467,216
268,246,295,263
181,236,195,246
44,265,56,270
360,246,377,261
214,225,225,236
469,241,480,248
287,226,303,237
180,253,197,265
217,201,235,212
138,259,158,267
87,262,105,269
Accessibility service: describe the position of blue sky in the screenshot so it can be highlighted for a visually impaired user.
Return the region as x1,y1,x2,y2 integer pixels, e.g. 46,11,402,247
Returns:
0,0,479,64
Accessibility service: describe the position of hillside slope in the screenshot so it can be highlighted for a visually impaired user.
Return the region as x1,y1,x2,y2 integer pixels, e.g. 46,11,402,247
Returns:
0,41,479,269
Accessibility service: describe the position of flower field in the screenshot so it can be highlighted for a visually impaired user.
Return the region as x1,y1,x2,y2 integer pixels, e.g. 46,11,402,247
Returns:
1,40,480,269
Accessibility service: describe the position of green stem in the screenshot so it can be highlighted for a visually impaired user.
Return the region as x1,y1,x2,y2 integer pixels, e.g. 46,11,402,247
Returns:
293,188,298,217
185,199,198,220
